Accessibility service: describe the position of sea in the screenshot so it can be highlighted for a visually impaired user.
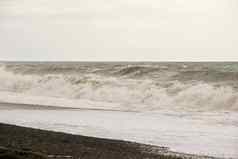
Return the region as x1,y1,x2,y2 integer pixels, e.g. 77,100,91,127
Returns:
0,62,237,158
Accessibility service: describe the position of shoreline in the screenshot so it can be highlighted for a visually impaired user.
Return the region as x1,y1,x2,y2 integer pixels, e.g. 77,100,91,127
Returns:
0,101,136,112
0,123,220,159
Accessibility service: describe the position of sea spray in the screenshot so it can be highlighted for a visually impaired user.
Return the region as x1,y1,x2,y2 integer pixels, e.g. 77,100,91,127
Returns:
0,63,238,112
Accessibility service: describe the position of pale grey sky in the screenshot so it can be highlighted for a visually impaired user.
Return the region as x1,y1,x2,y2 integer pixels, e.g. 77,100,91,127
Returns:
0,0,238,61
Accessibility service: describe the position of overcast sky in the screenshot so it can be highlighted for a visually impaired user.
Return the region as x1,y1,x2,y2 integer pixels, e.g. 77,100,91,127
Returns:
0,0,238,61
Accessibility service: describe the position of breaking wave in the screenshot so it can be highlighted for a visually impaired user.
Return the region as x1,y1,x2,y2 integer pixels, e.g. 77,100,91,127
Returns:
0,63,238,112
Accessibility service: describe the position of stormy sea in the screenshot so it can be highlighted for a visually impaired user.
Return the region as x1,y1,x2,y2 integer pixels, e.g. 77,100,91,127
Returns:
0,62,237,158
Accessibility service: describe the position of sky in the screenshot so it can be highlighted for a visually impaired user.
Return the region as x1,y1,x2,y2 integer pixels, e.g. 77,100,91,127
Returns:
0,0,238,61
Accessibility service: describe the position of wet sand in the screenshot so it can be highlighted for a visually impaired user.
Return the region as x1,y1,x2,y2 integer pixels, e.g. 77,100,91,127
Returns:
0,123,184,159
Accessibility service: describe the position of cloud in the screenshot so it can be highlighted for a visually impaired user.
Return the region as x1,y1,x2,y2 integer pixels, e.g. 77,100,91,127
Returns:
0,0,238,61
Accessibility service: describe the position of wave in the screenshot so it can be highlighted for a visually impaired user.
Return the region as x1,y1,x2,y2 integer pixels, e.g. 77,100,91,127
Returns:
0,65,238,112
113,65,160,77
4,62,238,81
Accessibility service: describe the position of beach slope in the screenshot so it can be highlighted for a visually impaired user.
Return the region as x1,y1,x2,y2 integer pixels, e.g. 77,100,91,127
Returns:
0,123,219,159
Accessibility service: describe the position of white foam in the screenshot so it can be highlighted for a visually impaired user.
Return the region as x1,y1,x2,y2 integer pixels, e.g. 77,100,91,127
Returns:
0,66,238,112
0,108,237,158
